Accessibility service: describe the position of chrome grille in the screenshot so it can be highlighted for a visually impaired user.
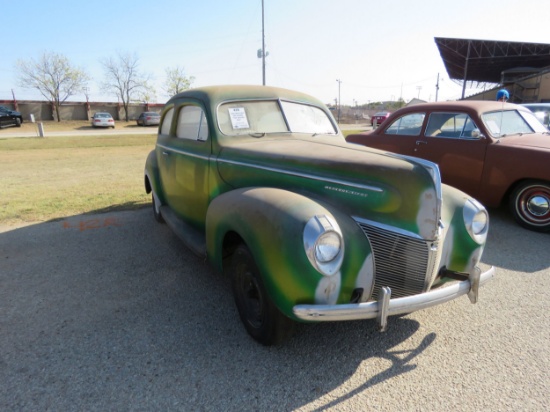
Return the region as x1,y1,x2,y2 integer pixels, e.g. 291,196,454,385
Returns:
356,221,433,299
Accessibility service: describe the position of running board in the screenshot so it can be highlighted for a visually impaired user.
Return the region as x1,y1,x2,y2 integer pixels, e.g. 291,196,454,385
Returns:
159,205,207,258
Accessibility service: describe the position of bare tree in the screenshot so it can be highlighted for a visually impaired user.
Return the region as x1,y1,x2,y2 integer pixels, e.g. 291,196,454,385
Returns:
16,52,89,122
163,66,195,97
100,52,154,121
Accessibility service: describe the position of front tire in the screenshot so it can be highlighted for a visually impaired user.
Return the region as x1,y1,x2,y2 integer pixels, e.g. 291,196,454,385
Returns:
230,244,294,345
509,181,550,232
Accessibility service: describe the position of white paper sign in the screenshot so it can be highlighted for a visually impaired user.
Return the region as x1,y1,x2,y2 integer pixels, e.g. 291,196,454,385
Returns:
228,108,249,129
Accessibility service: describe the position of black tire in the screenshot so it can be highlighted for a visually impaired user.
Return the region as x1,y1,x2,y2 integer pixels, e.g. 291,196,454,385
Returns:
152,194,164,223
230,244,294,345
509,181,550,232
15,118,21,127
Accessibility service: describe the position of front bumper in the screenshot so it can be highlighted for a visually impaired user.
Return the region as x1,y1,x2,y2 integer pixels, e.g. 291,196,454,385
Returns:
293,265,495,331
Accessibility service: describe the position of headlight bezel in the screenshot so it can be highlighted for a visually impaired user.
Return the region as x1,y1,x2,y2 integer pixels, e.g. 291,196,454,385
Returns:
303,215,344,276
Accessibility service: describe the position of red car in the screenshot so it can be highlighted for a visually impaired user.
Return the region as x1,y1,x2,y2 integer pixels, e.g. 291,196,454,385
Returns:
347,100,550,232
370,111,391,127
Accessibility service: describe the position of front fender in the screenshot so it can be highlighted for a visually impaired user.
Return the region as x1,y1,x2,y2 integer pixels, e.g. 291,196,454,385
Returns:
438,184,486,276
206,187,373,320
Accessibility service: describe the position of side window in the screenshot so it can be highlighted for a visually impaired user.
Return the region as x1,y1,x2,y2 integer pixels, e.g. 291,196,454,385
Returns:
385,113,425,136
426,112,479,138
176,105,209,141
160,107,174,135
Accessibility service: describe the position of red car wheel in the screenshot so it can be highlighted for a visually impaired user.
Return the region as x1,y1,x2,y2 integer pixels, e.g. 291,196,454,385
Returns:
510,181,550,232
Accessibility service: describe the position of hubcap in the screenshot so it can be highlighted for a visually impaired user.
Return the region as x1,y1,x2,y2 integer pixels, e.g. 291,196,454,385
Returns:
527,195,549,217
517,185,550,225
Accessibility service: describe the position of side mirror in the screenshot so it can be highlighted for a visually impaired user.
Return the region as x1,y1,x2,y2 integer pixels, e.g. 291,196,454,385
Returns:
470,128,485,139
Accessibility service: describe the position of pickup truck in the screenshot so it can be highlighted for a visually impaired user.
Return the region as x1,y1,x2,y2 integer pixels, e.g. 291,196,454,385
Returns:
144,85,494,345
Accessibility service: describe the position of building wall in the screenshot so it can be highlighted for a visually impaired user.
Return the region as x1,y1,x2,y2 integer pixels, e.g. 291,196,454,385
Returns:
0,100,164,121
463,69,550,103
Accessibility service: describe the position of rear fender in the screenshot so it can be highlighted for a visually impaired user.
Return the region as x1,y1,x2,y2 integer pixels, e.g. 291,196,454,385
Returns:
144,149,165,204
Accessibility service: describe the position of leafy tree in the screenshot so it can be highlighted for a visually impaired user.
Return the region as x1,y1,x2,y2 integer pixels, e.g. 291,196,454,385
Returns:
16,52,89,122
100,51,154,121
163,66,195,97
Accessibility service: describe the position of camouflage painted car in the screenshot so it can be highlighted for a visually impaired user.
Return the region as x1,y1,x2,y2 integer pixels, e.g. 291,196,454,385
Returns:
144,85,495,345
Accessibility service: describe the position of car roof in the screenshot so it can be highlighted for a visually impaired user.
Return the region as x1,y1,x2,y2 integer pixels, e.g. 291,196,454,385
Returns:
167,85,326,108
394,100,530,116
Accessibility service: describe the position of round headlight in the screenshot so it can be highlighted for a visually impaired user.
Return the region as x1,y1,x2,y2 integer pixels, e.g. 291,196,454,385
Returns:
304,215,344,276
463,199,489,243
315,231,342,263
471,210,488,235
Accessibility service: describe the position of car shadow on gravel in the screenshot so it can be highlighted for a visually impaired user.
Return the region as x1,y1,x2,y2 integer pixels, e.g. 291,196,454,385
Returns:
0,207,440,411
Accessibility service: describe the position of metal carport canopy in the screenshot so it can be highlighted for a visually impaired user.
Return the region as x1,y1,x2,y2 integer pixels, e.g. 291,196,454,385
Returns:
434,37,550,84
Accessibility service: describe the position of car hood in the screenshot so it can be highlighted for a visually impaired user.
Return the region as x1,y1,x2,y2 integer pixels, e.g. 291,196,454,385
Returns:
216,136,443,240
499,133,550,150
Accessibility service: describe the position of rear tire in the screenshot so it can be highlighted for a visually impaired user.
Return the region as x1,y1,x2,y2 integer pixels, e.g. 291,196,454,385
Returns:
509,181,550,232
152,194,164,223
230,244,294,345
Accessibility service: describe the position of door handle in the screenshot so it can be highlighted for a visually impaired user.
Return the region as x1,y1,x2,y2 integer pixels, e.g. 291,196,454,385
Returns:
162,151,169,156
416,140,427,145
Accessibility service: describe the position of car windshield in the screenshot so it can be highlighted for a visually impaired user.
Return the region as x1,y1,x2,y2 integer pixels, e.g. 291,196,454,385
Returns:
481,109,547,137
217,99,337,136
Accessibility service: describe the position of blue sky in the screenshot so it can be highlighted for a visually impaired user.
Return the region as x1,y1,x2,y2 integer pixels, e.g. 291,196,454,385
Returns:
2,0,549,105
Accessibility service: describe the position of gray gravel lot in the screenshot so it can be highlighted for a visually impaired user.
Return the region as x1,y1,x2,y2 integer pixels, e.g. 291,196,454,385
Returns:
1,207,549,411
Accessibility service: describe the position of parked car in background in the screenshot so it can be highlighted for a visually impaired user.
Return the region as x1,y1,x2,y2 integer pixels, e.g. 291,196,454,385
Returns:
137,111,160,126
521,103,550,128
346,100,550,232
91,112,115,128
0,106,23,128
371,111,391,127
144,85,494,345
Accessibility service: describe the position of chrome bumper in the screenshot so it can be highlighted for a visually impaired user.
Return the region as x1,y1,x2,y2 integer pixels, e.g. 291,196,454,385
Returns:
293,266,495,331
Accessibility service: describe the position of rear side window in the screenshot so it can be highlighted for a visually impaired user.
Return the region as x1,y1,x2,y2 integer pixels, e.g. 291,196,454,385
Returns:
160,108,174,135
385,113,425,135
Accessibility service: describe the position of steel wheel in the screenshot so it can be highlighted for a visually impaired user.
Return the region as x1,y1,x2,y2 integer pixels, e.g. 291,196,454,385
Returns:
510,181,550,232
230,244,294,345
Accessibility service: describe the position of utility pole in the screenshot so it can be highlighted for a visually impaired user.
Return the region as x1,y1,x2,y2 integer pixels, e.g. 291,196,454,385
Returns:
435,73,440,102
336,79,342,123
261,0,266,85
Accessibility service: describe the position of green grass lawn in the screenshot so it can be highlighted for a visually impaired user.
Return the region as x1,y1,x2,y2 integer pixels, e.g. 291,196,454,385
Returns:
0,130,366,227
0,134,156,226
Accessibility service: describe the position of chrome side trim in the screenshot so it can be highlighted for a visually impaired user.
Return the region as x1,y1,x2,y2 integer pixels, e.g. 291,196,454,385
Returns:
217,157,384,194
292,266,495,323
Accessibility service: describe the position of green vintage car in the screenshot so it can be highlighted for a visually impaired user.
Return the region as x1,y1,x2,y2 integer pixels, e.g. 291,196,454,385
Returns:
144,85,495,345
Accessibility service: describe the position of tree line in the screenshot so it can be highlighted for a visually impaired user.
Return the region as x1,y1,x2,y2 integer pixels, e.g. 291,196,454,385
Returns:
16,51,194,122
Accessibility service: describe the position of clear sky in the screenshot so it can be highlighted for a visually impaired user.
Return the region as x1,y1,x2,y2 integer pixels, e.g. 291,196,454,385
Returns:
2,0,549,106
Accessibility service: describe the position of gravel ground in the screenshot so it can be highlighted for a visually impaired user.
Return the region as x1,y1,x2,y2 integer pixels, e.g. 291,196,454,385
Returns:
0,206,548,411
